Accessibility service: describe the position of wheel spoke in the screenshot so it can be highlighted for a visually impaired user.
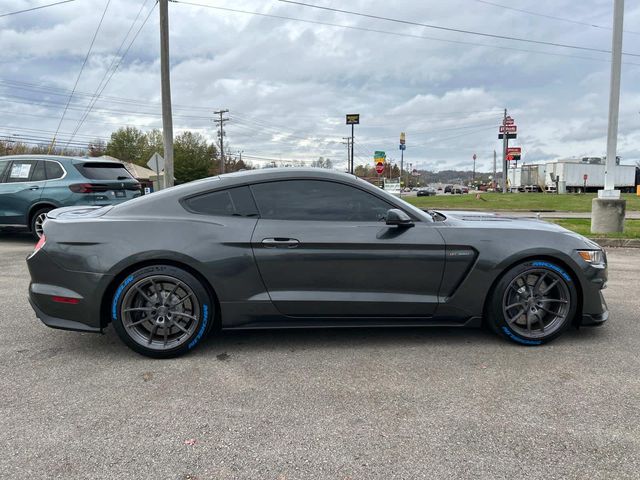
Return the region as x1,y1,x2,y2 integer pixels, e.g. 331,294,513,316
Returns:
539,298,568,304
165,281,183,305
526,314,532,334
537,315,545,333
171,293,194,308
123,307,154,313
163,325,168,347
170,320,189,333
507,308,525,324
148,324,158,344
505,302,525,310
540,278,559,295
538,305,558,316
126,315,151,328
534,272,548,293
134,285,154,304
170,311,197,321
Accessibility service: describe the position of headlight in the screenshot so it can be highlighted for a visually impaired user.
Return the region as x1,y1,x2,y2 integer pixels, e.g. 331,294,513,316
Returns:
577,249,605,265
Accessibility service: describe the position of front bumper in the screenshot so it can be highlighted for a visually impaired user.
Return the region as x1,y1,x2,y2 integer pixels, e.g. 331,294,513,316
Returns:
577,260,609,327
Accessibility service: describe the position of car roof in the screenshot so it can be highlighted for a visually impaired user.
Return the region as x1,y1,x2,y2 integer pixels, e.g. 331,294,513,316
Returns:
0,154,126,165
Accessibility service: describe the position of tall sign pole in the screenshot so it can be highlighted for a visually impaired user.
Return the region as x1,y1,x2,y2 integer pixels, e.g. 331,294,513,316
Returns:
399,132,406,197
159,0,174,188
502,109,508,193
591,0,626,233
346,114,359,174
493,150,497,190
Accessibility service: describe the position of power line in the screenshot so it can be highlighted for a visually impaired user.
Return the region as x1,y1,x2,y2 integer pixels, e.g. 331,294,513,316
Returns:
175,1,640,66
470,0,640,36
0,0,77,18
65,0,158,146
49,0,111,152
278,0,640,58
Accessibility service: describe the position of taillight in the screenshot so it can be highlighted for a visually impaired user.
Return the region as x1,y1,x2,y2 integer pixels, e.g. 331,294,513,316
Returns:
29,234,46,259
51,296,80,305
69,183,109,193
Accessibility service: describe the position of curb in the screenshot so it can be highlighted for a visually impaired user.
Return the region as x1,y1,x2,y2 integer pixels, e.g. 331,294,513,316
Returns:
589,238,640,248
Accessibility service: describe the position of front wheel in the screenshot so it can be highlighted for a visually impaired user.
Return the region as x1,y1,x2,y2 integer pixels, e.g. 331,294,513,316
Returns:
111,265,214,358
488,260,577,345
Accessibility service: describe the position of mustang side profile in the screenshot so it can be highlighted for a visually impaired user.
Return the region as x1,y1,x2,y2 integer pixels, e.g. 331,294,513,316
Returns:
27,168,608,358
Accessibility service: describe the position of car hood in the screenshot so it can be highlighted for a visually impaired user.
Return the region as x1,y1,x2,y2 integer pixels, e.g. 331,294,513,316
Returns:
437,209,592,236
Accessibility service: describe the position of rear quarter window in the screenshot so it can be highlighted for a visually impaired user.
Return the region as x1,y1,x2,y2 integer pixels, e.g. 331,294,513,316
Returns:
183,186,258,217
75,162,134,180
0,161,10,182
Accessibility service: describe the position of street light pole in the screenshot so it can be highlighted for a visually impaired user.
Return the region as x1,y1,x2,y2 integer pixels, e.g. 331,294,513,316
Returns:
159,0,174,188
591,0,626,233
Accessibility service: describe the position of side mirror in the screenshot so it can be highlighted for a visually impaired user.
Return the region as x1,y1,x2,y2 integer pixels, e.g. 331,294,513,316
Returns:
385,208,414,228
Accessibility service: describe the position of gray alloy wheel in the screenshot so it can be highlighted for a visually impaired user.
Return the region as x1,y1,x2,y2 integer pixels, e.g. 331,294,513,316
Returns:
502,268,571,340
120,274,201,351
34,212,47,238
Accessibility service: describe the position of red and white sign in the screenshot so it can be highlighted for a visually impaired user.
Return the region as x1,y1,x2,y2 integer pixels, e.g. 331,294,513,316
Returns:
583,174,588,181
503,116,515,126
507,155,513,161
472,153,477,160
500,125,517,133
375,162,385,174
507,147,521,154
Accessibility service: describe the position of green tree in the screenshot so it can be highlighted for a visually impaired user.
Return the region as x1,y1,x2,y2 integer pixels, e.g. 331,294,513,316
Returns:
105,127,147,164
141,129,164,162
174,131,215,183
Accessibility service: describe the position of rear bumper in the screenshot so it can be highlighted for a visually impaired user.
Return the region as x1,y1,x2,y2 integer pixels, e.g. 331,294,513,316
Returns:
27,250,109,331
28,296,101,333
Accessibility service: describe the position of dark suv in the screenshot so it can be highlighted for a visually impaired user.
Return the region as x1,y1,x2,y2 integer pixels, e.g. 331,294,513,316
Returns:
0,155,141,238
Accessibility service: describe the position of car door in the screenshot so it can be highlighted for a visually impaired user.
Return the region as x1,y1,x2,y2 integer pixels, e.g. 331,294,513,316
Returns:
0,159,45,226
250,179,446,318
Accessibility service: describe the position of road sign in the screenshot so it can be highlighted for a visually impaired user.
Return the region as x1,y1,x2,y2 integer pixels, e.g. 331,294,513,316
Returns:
346,114,360,125
147,152,165,172
503,116,515,126
499,125,517,133
375,162,385,174
507,147,521,154
374,151,386,161
400,132,406,145
473,153,477,160
498,133,517,139
399,144,406,150
583,174,588,181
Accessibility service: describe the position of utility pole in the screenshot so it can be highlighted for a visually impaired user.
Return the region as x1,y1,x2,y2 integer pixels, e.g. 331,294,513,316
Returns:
342,137,351,172
502,108,508,193
472,153,477,183
159,0,174,188
214,109,229,174
591,0,626,233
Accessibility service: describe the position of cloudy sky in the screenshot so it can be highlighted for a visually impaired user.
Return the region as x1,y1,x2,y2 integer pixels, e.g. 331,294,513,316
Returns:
1,0,639,171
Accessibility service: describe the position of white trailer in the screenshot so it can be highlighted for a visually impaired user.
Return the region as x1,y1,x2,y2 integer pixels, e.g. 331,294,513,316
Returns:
545,158,636,193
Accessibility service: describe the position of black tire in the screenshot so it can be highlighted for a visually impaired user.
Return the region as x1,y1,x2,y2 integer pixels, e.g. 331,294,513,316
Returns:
30,207,52,240
487,260,578,346
111,265,214,358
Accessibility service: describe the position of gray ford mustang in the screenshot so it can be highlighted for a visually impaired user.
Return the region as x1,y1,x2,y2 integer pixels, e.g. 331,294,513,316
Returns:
27,168,608,358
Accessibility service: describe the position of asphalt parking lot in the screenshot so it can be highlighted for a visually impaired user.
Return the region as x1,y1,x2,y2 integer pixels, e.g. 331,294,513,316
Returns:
1,233,639,479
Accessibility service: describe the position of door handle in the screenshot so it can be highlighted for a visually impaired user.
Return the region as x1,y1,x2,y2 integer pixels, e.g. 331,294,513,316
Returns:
29,186,40,191
262,238,300,248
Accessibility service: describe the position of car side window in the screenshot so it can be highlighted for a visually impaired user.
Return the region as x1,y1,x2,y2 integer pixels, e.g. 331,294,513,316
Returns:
30,161,47,182
183,186,258,217
250,180,393,222
44,161,64,180
0,161,10,183
6,160,37,183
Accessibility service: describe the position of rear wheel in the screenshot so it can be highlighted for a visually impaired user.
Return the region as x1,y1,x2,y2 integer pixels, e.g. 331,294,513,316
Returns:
111,265,213,358
30,207,52,240
488,260,577,345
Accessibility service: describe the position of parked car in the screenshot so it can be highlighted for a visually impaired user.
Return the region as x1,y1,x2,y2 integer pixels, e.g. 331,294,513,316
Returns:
27,168,608,358
452,187,462,194
416,187,436,197
461,186,469,194
444,185,453,193
0,155,141,239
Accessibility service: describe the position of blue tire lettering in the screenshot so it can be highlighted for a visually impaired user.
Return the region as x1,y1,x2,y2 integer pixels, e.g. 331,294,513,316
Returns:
188,304,209,350
531,261,571,282
112,275,134,320
502,326,542,345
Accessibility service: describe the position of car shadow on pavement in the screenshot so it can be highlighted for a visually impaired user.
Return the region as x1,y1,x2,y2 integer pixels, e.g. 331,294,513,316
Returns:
52,321,605,360
0,231,34,244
